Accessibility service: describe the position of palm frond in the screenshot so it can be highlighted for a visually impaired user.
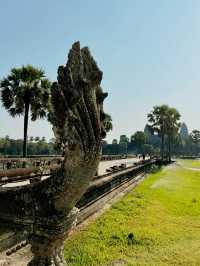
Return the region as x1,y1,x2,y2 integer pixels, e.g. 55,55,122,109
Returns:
1,86,14,109
1,65,51,122
8,107,19,117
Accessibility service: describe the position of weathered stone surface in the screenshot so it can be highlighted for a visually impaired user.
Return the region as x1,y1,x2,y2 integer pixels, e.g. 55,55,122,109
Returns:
0,42,108,265
29,42,108,265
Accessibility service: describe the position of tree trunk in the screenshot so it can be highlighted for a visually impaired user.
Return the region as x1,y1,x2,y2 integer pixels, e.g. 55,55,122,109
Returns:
161,133,164,161
28,207,79,266
23,102,29,158
168,135,171,162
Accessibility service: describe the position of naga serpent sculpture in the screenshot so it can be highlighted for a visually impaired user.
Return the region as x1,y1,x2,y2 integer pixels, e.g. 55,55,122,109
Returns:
0,42,108,265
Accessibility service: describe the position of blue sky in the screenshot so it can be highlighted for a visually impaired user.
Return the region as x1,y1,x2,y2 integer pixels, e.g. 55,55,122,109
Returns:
0,0,200,142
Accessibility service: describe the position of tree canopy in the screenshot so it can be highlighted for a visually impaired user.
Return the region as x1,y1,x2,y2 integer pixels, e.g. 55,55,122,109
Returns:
148,105,181,161
0,65,51,157
131,131,147,153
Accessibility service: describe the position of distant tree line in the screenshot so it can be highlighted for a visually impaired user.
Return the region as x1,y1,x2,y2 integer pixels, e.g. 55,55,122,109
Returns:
103,105,200,161
0,136,59,156
102,132,156,157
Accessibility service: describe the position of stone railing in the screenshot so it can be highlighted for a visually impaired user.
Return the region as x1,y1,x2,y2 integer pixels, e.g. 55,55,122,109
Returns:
0,156,63,171
0,155,134,171
0,159,158,253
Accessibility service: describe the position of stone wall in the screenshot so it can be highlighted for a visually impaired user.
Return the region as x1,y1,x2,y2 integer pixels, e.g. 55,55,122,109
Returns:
0,159,156,253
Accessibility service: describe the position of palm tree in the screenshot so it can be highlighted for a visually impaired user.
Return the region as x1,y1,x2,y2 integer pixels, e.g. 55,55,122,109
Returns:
190,130,200,155
0,65,51,157
165,107,181,162
148,105,169,161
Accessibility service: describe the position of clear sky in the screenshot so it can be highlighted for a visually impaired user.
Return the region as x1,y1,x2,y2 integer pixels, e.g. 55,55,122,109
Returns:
0,0,200,143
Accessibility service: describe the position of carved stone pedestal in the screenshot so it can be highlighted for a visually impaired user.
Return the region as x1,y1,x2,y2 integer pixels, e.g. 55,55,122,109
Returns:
28,237,65,266
28,207,79,266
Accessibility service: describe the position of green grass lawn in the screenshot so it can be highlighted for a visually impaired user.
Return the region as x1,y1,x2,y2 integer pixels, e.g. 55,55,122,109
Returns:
178,159,200,169
64,161,200,265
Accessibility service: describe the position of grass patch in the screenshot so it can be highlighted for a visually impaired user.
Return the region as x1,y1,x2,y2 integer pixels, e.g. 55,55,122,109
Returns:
179,159,200,169
64,161,200,265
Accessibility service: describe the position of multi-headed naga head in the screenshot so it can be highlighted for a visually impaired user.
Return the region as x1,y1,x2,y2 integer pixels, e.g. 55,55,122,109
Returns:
49,41,108,160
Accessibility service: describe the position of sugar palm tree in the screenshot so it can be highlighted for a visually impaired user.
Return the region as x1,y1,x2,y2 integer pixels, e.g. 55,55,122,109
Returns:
148,105,169,161
165,107,181,162
0,65,51,157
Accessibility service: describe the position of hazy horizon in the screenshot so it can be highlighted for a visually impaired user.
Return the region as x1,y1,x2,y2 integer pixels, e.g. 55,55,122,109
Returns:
1,0,200,143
